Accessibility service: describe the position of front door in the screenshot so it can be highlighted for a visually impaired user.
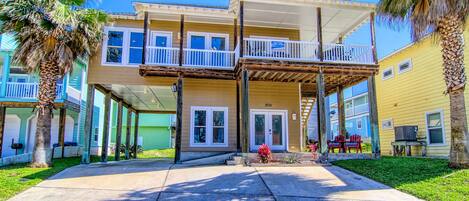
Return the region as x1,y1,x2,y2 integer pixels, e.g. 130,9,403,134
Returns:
250,110,287,151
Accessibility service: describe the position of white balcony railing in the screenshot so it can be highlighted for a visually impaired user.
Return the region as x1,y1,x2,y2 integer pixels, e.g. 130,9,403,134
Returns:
146,46,179,66
323,43,373,64
244,38,319,61
183,49,235,69
5,82,63,99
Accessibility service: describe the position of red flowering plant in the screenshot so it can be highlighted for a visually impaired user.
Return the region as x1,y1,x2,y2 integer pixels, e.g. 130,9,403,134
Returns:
257,144,272,163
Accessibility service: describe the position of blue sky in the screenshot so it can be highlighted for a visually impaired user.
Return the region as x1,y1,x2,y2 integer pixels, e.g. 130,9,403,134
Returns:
87,0,412,59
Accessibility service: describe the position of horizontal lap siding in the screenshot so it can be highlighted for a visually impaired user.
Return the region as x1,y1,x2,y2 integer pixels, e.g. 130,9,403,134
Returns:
181,79,237,152
249,81,301,152
377,31,469,157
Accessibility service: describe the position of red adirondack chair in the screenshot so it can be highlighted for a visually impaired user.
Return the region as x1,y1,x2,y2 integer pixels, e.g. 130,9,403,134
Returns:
346,135,363,153
328,135,345,153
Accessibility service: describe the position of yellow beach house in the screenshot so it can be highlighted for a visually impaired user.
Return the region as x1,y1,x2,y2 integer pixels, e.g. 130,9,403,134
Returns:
376,29,469,157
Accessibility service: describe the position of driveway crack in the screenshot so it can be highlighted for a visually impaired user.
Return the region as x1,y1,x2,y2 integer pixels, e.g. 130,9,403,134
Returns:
156,164,174,201
254,167,277,201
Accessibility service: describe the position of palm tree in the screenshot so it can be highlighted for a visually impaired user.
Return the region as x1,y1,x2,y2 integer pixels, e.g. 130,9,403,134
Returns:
0,0,107,167
377,0,469,168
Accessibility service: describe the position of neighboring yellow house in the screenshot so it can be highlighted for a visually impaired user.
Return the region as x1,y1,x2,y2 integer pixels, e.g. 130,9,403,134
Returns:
376,29,469,157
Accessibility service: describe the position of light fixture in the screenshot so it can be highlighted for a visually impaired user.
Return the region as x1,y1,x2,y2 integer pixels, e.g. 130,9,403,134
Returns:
171,83,177,93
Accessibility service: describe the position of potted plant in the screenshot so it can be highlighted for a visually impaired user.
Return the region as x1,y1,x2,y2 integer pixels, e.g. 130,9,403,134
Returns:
258,144,272,163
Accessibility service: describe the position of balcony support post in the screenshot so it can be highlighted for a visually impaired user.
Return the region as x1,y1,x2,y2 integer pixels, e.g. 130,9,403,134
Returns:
241,69,249,153
368,76,381,158
337,86,346,138
370,12,378,64
125,108,132,160
115,100,123,161
316,70,327,160
174,74,183,163
142,11,149,64
234,18,238,49
58,107,66,158
179,15,185,67
316,7,324,61
133,111,139,158
239,1,244,57
0,55,11,97
81,84,95,164
101,91,111,162
236,78,241,151
0,106,6,158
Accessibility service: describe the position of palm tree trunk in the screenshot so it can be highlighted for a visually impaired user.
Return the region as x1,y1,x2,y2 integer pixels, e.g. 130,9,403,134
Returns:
438,15,469,168
31,60,59,168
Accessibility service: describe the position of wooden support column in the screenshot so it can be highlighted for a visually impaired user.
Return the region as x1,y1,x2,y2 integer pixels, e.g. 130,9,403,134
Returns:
58,107,66,158
316,71,328,158
178,15,185,66
125,108,132,159
133,111,139,158
316,7,324,61
368,76,381,158
234,18,238,48
370,12,378,64
236,79,241,151
174,75,183,163
241,69,250,153
0,106,6,158
337,86,346,137
81,84,95,164
239,1,244,57
115,100,123,161
142,11,149,64
101,91,111,162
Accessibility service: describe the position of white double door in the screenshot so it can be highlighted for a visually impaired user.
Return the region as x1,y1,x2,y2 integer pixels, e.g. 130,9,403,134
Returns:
250,110,287,151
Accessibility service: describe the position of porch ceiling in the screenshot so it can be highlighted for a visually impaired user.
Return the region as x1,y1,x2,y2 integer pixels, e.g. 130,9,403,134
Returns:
101,84,176,112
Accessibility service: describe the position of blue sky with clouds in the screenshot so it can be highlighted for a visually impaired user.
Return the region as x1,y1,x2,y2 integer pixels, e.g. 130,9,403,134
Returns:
86,0,412,59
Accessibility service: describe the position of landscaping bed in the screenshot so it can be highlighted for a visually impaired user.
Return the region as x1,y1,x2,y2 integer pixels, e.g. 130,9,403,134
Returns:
332,156,469,201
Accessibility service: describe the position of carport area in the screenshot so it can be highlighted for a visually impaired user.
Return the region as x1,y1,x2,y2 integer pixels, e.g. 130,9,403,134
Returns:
9,160,418,201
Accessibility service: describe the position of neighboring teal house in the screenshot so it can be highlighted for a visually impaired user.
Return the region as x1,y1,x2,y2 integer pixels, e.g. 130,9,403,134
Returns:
0,33,87,159
308,81,371,141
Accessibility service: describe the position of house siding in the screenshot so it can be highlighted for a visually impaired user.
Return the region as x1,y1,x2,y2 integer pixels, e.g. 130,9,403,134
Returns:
376,30,469,157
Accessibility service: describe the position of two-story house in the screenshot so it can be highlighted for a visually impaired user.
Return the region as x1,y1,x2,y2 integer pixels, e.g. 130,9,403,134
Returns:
82,0,381,162
0,33,87,159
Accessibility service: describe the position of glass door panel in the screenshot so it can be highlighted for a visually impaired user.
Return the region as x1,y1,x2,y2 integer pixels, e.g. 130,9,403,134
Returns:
189,35,206,66
210,37,226,67
271,114,283,146
254,114,266,146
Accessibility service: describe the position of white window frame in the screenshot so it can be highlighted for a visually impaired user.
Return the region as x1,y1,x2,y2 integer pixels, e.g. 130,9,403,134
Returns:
149,31,173,47
190,106,229,147
357,119,363,129
101,27,147,67
382,66,394,80
187,32,230,51
382,118,393,130
398,59,412,74
425,109,446,146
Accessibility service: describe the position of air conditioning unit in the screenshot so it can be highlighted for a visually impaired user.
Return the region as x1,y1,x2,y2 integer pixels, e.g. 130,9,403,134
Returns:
394,126,418,141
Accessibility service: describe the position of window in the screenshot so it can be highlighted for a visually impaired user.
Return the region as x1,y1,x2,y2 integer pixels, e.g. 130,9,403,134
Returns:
94,128,99,142
398,59,412,74
357,119,363,129
382,67,394,80
382,119,393,130
190,106,228,147
426,111,445,145
102,27,146,66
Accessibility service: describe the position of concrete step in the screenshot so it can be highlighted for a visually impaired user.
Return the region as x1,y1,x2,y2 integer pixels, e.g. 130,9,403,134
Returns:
181,152,236,166
226,156,245,166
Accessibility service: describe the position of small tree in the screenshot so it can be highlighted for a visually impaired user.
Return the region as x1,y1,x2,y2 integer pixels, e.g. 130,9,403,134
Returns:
0,0,107,167
377,0,469,168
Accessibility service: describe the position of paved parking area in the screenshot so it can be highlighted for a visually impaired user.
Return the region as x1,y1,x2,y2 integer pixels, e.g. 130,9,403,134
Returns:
9,160,420,201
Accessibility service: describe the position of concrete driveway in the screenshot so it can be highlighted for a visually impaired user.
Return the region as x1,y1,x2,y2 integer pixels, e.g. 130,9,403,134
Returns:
9,160,419,201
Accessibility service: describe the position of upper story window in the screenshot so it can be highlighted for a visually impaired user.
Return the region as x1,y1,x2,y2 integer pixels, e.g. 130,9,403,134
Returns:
190,106,228,147
382,67,394,80
398,59,412,74
102,27,144,66
426,110,445,145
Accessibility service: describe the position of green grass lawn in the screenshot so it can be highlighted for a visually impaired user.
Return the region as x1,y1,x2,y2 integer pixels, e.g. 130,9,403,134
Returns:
138,148,175,159
332,156,469,201
0,149,174,201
